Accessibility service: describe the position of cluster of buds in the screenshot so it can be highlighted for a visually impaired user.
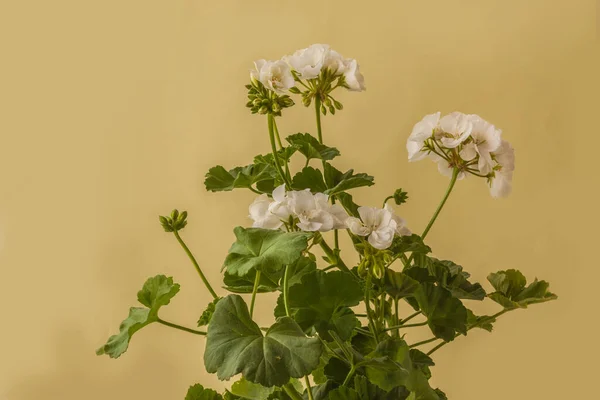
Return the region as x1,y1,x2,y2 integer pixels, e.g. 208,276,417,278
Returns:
159,209,188,232
290,68,345,115
356,243,394,279
245,80,294,117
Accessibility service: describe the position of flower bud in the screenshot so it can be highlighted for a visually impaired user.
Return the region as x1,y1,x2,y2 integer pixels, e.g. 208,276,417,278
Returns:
289,87,301,94
252,98,262,107
321,105,327,115
302,97,312,107
258,106,269,114
272,103,281,113
246,101,254,108
171,209,179,221
393,189,409,205
333,100,343,110
328,105,335,115
159,215,174,232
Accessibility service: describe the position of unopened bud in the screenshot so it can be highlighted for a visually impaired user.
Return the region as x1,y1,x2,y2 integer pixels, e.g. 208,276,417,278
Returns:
333,100,343,110
289,87,301,94
258,106,268,114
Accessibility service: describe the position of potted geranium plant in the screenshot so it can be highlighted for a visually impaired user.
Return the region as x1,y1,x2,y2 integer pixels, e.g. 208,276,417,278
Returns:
97,44,557,400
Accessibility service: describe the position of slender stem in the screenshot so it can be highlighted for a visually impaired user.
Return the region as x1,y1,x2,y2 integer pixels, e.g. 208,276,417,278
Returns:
267,114,291,188
283,384,304,400
342,365,357,386
157,318,206,336
314,96,323,143
421,168,459,240
173,230,218,299
248,186,262,195
426,341,447,356
383,195,394,208
400,311,422,325
272,118,291,181
283,265,292,316
393,298,400,337
379,292,386,324
383,321,428,332
304,377,315,400
364,274,379,343
410,337,438,348
250,270,261,318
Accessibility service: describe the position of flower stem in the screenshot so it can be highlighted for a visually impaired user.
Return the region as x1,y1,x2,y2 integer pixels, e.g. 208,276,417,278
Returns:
400,311,422,325
272,118,291,182
304,377,315,400
314,96,323,143
173,230,218,299
364,274,379,343
410,337,439,348
319,240,350,273
383,321,428,332
394,298,400,337
342,365,357,386
421,168,459,240
157,318,206,336
268,114,291,189
283,265,292,317
250,270,261,318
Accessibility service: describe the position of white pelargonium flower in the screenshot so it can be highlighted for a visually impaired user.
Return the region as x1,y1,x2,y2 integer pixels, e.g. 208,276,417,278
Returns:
283,44,330,79
460,115,502,175
249,194,283,230
251,59,295,93
438,112,473,148
268,184,292,219
384,204,412,236
407,112,441,161
342,58,366,91
347,207,397,250
489,140,515,198
288,190,335,232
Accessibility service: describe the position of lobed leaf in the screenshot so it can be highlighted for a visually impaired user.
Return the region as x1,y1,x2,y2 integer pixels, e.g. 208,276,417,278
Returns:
487,269,557,309
286,133,340,161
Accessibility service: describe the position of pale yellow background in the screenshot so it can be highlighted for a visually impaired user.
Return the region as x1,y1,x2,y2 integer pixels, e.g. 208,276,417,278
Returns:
0,1,598,399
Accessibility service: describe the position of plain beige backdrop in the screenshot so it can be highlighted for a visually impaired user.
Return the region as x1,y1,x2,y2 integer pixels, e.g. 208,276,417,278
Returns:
0,1,598,399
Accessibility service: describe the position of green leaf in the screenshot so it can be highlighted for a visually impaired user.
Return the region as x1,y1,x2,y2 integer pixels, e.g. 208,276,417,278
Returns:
96,275,180,358
204,295,323,387
487,269,557,309
291,167,328,192
389,235,431,256
186,384,223,400
230,378,276,400
285,256,317,288
414,283,467,342
223,227,311,276
275,270,363,341
204,164,277,193
286,133,341,161
335,192,360,217
466,309,495,332
353,375,411,400
362,338,439,399
198,297,221,327
323,163,375,196
223,269,282,294
327,387,360,400
384,270,420,300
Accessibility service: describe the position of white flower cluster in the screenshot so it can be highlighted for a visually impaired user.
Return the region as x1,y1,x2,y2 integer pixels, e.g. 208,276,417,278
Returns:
249,185,410,250
407,112,516,198
250,44,366,93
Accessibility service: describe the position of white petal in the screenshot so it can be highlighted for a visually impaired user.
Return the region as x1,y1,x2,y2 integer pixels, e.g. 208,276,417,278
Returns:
347,217,370,236
272,184,287,203
490,171,513,198
368,226,396,250
407,139,428,162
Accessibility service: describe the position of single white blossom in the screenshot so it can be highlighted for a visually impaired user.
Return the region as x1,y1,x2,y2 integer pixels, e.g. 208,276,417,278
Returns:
438,112,473,148
384,204,412,236
251,59,295,93
407,112,441,161
460,115,502,175
283,44,330,79
267,184,292,219
323,49,345,74
249,194,283,230
314,192,350,229
489,140,515,198
347,206,397,250
288,189,335,232
342,58,366,91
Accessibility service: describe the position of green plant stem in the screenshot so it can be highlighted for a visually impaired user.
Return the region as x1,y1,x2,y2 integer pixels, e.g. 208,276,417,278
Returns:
319,240,350,273
394,298,400,337
383,321,428,332
283,383,304,400
383,195,394,207
283,265,292,316
157,318,206,336
268,114,291,189
342,365,357,386
272,118,291,182
314,96,323,143
250,270,261,318
379,292,386,324
400,311,422,325
304,376,315,400
421,168,459,240
427,309,510,356
173,230,218,299
409,337,438,348
364,274,379,343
